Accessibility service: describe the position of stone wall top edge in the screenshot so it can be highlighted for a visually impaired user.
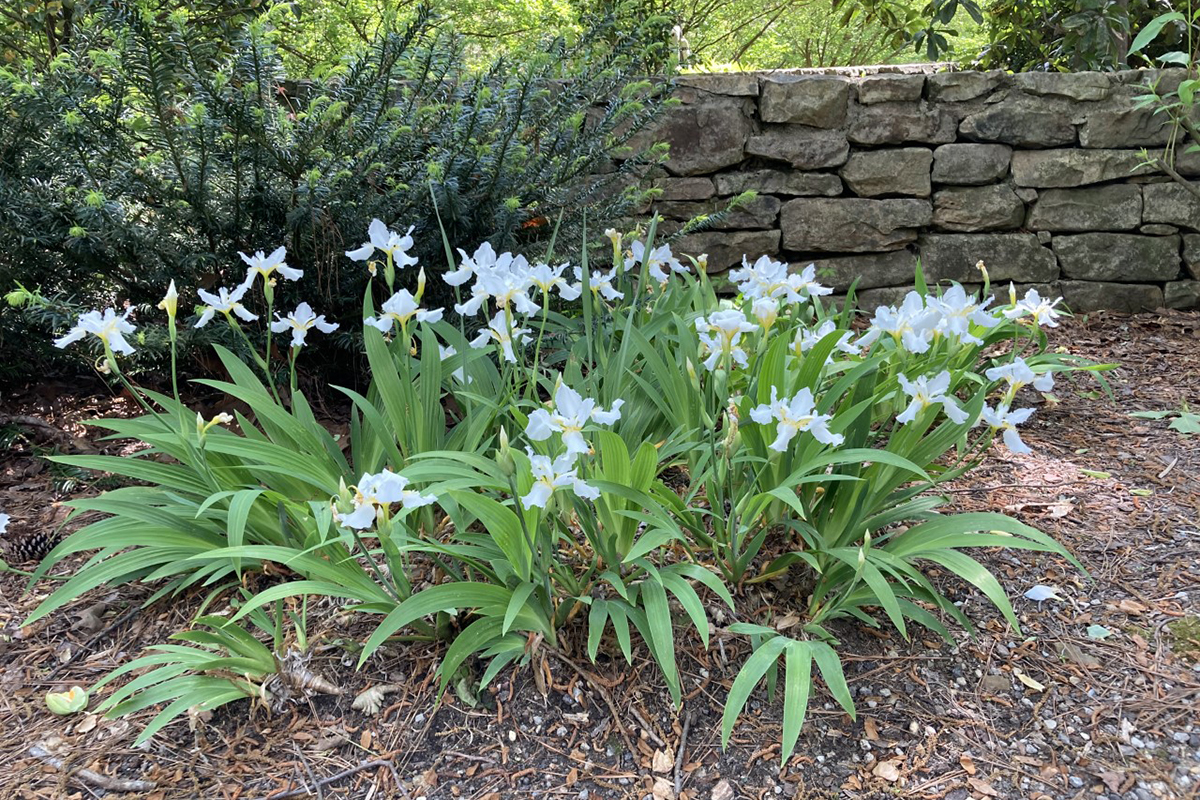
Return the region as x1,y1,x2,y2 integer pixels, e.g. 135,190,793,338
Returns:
673,67,1187,93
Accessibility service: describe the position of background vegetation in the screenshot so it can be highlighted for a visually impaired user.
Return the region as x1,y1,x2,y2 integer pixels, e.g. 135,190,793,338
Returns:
0,0,1193,384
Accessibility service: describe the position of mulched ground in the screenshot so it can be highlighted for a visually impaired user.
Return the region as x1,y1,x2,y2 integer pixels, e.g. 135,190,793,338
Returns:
1,310,1198,800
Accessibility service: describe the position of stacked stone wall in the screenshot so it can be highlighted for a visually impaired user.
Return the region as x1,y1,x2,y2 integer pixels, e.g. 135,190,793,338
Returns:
632,70,1200,311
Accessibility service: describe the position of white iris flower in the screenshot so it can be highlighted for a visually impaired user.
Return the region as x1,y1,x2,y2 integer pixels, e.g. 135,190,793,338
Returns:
270,302,339,347
345,219,419,269
196,284,258,327
750,386,844,451
979,403,1035,455
625,241,688,283
334,469,437,530
240,246,302,287
729,256,829,302
469,310,532,363
571,266,624,301
520,448,600,509
365,290,443,333
526,382,624,456
931,284,999,345
444,242,499,287
695,310,759,371
528,262,582,302
859,291,938,354
985,358,1055,394
54,308,137,355
1004,286,1064,328
0,512,10,535
896,371,969,425
751,296,780,332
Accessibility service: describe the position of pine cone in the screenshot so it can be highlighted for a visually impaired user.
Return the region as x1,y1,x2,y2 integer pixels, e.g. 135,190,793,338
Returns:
2,530,61,564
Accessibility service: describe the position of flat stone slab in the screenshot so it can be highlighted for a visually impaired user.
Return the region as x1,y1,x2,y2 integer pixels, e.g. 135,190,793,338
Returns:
1012,149,1155,187
1013,72,1112,101
848,102,957,146
627,95,755,176
677,229,781,272
857,74,925,105
1143,182,1200,232
960,101,1077,147
1165,280,1200,309
714,169,842,196
808,250,920,292
932,185,1025,231
653,177,716,201
1079,107,1171,148
1027,185,1143,232
841,148,933,197
1060,280,1163,312
932,143,1012,185
927,71,1004,102
781,198,932,252
1053,233,1181,281
655,195,781,229
746,127,850,169
918,233,1059,283
760,76,849,128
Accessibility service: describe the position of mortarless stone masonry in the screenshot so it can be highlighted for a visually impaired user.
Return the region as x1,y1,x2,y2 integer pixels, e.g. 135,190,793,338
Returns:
635,69,1199,312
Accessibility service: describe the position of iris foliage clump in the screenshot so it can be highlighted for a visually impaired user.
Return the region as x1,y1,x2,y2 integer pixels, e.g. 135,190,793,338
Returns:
21,219,1105,761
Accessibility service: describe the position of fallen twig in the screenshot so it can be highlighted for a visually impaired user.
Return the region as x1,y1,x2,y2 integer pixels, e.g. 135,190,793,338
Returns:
0,414,98,453
252,758,405,800
674,708,694,798
29,745,157,793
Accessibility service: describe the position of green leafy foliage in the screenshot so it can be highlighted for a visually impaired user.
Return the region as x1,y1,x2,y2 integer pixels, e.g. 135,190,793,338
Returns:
0,3,668,377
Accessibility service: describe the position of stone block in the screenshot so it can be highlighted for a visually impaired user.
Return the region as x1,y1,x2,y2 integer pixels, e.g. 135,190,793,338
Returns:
1143,182,1200,231
652,177,715,201
675,73,761,96
675,229,781,272
960,101,1077,147
655,195,780,229
781,198,931,252
927,71,1004,102
857,74,925,105
808,250,919,292
760,76,849,127
840,148,933,197
714,169,842,196
847,102,957,145
1053,233,1181,281
1141,224,1178,235
1164,280,1200,309
1184,234,1200,278
855,285,929,310
931,143,1012,185
1060,281,1163,312
746,127,850,169
932,185,1025,231
1013,72,1112,101
1011,149,1154,187
1027,185,1142,232
918,233,1059,283
627,95,754,176
1079,107,1171,148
